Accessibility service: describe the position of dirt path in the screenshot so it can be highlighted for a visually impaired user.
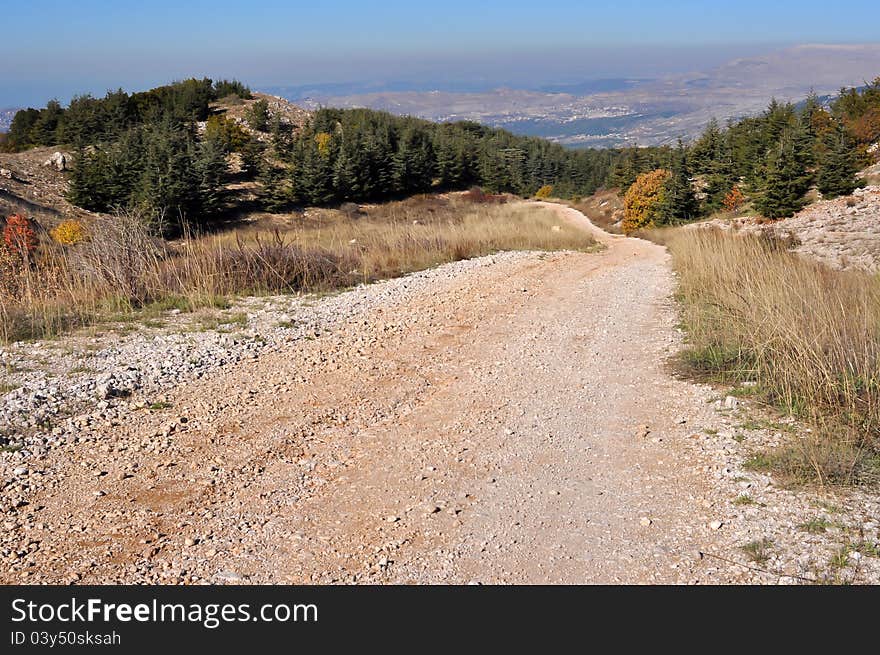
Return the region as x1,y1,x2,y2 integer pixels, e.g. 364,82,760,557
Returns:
3,203,743,584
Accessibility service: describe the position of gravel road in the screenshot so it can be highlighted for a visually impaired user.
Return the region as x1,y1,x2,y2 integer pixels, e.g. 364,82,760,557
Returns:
2,203,877,584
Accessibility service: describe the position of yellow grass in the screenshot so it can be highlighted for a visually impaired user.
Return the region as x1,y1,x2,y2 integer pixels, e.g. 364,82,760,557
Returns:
1,197,595,343
667,227,880,485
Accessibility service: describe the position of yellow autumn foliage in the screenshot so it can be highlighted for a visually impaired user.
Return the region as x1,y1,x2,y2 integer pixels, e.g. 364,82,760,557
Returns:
622,169,670,235
534,185,554,199
315,132,332,157
50,219,87,245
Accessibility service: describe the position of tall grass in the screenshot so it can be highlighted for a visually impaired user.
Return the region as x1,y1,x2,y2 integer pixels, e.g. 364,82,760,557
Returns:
0,198,594,343
668,228,880,485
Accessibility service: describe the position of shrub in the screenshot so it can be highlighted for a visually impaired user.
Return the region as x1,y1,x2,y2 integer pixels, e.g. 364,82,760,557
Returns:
722,186,744,212
50,219,87,245
205,115,250,152
314,132,332,157
2,215,38,260
75,210,163,303
0,245,22,300
534,185,554,199
622,169,669,234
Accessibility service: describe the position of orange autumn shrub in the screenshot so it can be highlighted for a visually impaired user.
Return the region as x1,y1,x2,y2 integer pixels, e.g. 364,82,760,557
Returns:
722,186,745,212
3,215,37,260
622,169,669,235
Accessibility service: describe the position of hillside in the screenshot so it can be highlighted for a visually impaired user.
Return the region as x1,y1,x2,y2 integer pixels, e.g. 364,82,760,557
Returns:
0,146,91,223
2,74,880,588
214,91,310,136
694,184,880,273
0,90,312,231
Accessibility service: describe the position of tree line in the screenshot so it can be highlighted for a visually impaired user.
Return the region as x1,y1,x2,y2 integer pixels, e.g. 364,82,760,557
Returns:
622,79,878,230
4,79,251,151
260,107,653,208
5,79,658,230
7,76,876,234
3,79,253,234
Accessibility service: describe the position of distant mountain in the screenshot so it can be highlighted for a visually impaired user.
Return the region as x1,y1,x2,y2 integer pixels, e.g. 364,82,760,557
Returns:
269,44,880,148
0,108,20,133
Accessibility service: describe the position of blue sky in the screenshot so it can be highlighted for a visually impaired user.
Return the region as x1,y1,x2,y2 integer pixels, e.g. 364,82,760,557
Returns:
3,0,879,106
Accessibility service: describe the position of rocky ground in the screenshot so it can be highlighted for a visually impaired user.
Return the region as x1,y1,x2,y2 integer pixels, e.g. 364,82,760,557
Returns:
1,203,877,584
0,146,86,226
696,185,880,273
214,92,310,140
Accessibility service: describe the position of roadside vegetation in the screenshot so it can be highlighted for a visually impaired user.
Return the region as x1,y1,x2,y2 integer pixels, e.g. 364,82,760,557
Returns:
0,196,594,343
4,76,880,492
667,227,880,486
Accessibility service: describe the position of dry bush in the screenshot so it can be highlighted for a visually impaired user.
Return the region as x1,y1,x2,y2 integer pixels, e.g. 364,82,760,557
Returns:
460,187,508,204
0,199,594,343
74,210,165,303
668,228,880,485
160,232,356,301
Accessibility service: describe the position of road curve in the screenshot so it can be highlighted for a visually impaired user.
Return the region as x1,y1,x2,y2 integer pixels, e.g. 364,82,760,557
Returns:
3,203,737,584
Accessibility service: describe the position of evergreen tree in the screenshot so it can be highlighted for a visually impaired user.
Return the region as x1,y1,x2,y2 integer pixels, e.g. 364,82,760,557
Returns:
247,99,270,132
6,108,40,149
193,136,229,216
392,126,435,194
257,161,290,212
754,138,808,219
817,122,862,198
690,118,722,175
609,148,645,192
656,141,699,225
789,119,816,197
30,99,64,145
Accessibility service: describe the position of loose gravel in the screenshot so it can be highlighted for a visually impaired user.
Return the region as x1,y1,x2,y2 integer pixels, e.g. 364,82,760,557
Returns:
1,203,877,584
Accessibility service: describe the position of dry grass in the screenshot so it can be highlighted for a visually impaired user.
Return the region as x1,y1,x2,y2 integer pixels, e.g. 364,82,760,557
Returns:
569,190,624,234
667,227,880,486
0,197,595,343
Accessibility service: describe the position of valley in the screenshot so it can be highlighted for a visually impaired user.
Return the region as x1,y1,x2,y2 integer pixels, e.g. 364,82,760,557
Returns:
280,44,880,147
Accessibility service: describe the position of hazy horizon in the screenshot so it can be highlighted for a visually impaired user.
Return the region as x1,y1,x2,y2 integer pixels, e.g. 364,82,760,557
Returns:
3,0,880,107
2,43,795,108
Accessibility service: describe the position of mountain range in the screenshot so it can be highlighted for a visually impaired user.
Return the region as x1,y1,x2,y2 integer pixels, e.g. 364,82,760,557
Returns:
267,44,880,147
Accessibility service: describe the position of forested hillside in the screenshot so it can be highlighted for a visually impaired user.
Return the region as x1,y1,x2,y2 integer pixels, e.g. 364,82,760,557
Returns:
2,79,253,233
270,108,641,206
617,78,880,232
4,76,878,236
2,79,675,232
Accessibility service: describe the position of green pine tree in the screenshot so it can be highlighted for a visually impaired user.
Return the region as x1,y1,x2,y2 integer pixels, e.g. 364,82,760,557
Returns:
816,122,862,198
257,161,290,212
656,141,699,225
754,138,808,219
